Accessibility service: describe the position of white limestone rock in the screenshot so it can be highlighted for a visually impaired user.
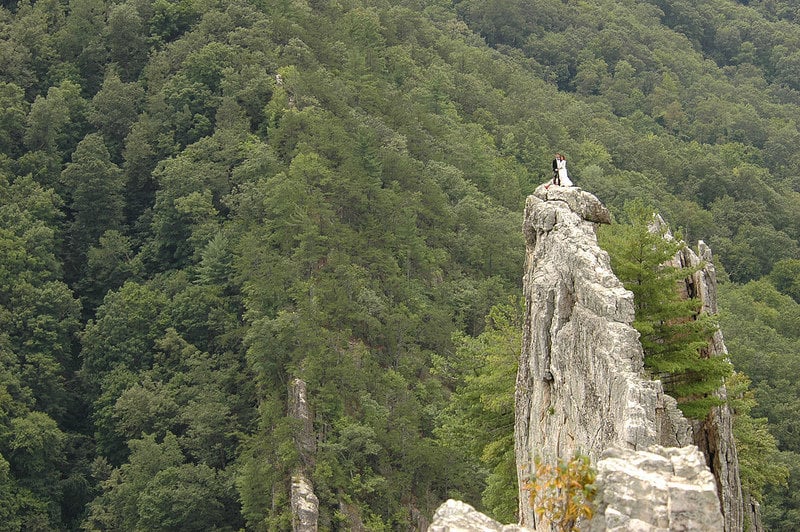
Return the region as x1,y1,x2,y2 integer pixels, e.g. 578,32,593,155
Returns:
516,188,693,527
590,446,723,532
291,474,319,532
428,500,533,532
436,187,745,532
289,379,319,531
289,378,317,463
533,184,612,225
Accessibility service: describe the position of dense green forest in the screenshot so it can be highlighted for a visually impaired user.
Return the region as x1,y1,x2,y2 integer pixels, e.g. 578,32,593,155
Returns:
1,0,800,529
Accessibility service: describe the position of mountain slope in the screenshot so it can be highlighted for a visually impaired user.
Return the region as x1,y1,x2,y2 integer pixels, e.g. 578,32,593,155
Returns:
0,0,798,528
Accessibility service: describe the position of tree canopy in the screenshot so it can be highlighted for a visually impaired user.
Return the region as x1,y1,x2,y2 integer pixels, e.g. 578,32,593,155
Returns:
0,0,798,528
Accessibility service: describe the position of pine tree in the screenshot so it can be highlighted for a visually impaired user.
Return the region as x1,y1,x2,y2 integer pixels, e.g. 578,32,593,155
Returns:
434,300,523,521
599,201,732,419
60,133,124,284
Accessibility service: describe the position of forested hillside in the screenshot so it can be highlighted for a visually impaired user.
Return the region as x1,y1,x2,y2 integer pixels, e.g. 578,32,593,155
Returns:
0,0,799,529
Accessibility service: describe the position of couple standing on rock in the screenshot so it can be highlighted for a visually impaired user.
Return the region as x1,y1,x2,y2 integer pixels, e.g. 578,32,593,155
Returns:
549,153,573,187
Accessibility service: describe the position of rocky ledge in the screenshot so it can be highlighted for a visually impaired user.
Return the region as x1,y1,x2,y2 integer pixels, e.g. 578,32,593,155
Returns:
429,445,721,531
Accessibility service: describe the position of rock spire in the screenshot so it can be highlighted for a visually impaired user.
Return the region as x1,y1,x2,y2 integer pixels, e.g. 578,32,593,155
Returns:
514,185,742,530
289,378,319,532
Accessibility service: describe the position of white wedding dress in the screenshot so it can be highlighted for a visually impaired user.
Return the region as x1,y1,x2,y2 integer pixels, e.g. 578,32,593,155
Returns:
557,158,573,187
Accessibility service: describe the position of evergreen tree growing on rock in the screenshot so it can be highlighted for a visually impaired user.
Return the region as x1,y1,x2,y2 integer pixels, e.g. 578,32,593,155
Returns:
599,200,732,419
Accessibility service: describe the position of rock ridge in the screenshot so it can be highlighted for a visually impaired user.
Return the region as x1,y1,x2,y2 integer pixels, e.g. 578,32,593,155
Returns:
429,186,747,532
515,185,731,530
659,222,747,532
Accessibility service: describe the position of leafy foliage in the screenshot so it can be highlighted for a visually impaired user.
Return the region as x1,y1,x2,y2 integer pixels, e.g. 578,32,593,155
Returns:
435,300,522,522
525,454,597,532
719,280,800,529
726,371,787,505
0,0,797,527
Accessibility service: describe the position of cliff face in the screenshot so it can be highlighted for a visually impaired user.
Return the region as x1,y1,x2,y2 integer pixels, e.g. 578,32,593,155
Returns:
514,186,743,530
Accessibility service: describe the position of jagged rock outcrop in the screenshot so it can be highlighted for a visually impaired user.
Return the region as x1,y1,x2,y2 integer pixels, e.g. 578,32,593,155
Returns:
654,217,748,532
289,378,319,532
590,446,723,532
429,186,748,532
428,500,533,532
289,378,316,464
515,185,695,527
291,475,320,532
514,185,744,531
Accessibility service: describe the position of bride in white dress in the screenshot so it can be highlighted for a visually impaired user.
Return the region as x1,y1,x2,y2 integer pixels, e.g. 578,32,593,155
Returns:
556,155,573,187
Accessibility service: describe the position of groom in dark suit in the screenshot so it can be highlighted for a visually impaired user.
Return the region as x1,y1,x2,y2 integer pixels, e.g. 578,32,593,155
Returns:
552,154,560,185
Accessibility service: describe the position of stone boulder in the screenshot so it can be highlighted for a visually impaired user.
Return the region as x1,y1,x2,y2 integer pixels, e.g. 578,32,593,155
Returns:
590,446,723,532
533,184,612,224
428,500,533,532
